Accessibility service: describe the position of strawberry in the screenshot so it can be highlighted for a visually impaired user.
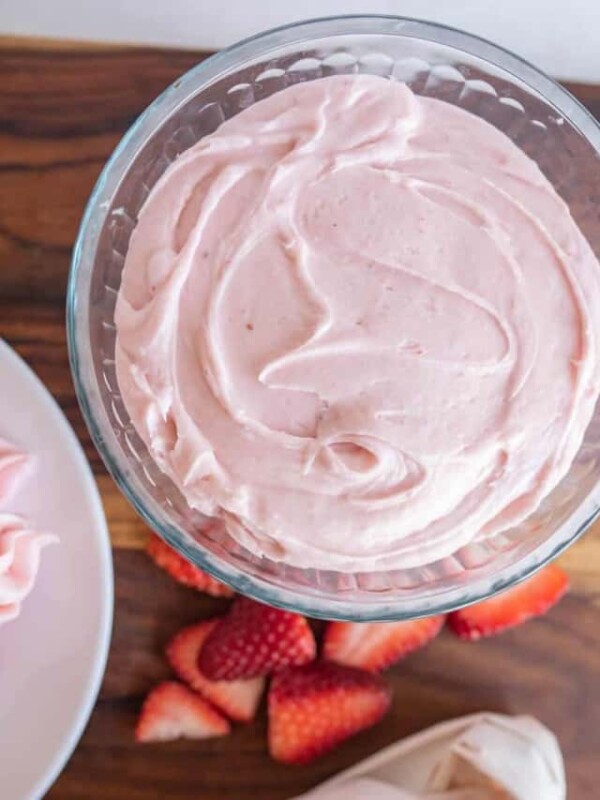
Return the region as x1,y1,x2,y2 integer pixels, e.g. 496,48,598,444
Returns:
448,564,570,640
135,681,230,742
268,661,392,764
166,620,265,722
198,597,316,680
146,534,234,597
323,615,445,672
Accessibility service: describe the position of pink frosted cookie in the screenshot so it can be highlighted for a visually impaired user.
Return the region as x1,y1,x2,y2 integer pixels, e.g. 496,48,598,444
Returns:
0,514,57,624
0,438,58,625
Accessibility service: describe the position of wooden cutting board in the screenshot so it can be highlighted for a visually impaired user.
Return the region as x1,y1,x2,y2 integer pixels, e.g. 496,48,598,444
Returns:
1,37,599,800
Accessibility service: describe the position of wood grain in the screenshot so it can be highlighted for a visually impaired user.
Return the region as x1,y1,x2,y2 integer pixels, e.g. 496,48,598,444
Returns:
1,39,600,799
46,552,600,800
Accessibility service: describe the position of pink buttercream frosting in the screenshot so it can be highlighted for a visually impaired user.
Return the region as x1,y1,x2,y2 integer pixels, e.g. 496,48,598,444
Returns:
0,514,57,624
115,75,600,571
0,438,57,623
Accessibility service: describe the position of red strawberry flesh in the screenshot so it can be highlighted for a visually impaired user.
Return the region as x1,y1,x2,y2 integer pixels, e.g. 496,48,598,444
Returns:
146,534,233,597
166,620,264,722
268,661,392,764
198,596,316,680
324,615,445,672
135,681,230,742
448,564,569,640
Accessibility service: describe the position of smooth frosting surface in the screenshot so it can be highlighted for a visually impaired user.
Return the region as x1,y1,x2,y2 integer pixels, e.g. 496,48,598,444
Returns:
115,75,600,571
0,438,57,624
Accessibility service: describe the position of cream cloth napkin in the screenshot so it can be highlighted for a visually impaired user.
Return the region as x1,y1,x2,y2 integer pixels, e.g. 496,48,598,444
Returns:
292,714,565,800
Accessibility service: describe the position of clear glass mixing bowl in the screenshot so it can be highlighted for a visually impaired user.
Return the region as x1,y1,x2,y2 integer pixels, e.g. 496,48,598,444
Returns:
68,16,600,620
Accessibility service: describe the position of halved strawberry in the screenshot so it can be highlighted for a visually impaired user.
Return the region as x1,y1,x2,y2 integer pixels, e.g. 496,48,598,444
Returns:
268,661,392,764
166,620,265,722
198,597,316,680
146,534,234,597
135,681,230,742
448,564,570,640
323,615,445,672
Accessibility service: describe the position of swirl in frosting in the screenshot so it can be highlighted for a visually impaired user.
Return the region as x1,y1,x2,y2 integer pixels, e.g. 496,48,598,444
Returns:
115,75,600,571
0,438,57,623
0,513,57,624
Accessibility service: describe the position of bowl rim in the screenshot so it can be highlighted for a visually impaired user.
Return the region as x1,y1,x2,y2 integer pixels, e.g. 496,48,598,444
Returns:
67,14,600,620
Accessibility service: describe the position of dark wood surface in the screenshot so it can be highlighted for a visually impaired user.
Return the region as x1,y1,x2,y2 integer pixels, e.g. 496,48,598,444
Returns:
1,38,599,800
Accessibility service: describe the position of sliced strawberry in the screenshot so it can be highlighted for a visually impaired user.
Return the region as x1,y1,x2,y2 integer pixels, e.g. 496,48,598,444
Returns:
135,681,230,742
166,620,265,722
268,661,392,764
448,564,570,641
146,534,234,598
323,615,445,672
198,597,316,680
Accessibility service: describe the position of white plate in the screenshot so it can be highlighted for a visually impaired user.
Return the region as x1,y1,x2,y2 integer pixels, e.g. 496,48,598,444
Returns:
0,339,113,800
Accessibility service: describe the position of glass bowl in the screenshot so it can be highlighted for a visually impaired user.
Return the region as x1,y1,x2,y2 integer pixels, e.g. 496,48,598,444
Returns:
68,15,600,620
